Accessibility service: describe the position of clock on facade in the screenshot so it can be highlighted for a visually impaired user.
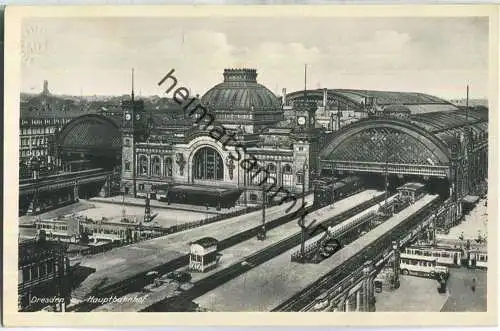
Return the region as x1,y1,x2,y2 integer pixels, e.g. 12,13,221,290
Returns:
125,113,132,121
297,116,306,125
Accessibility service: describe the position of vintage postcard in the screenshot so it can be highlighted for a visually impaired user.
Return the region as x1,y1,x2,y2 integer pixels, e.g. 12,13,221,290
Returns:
3,4,498,327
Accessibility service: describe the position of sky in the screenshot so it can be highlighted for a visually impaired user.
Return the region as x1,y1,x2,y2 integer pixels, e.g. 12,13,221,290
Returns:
21,16,489,100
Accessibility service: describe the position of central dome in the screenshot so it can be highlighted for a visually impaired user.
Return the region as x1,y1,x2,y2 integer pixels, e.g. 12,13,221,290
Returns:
201,69,281,111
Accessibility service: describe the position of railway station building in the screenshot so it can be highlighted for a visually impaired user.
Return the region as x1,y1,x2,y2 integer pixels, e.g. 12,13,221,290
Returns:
50,68,488,216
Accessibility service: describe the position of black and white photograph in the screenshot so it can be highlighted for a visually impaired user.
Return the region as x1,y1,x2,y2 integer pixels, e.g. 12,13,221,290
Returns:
4,5,497,327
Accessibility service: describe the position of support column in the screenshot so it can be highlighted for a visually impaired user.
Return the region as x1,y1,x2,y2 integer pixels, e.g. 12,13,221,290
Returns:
392,241,400,289
344,297,350,312
355,290,361,311
362,260,375,312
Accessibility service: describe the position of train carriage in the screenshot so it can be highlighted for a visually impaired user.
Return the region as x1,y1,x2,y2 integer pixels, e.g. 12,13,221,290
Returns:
313,176,363,208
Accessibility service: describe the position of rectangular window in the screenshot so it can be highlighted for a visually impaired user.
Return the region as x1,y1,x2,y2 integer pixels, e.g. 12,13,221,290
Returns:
296,173,303,185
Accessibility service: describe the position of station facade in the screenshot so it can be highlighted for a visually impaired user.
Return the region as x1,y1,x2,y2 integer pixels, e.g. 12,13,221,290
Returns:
52,68,488,214
120,69,318,208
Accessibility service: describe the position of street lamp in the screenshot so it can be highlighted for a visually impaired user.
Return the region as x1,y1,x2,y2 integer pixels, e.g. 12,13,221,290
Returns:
382,136,389,208
121,184,127,221
258,184,267,240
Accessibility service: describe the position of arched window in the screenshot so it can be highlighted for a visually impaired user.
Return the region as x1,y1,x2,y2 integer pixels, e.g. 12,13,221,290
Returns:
138,155,148,175
151,156,161,176
282,164,293,187
266,163,276,173
193,147,224,181
164,157,173,177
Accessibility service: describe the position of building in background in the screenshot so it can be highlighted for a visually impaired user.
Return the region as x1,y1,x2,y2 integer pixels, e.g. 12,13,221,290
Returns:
18,237,71,312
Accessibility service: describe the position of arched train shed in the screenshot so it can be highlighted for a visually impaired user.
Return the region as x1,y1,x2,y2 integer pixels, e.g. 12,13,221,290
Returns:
56,114,122,170
319,108,488,200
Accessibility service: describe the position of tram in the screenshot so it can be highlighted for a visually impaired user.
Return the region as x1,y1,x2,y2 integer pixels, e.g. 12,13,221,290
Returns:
404,246,463,267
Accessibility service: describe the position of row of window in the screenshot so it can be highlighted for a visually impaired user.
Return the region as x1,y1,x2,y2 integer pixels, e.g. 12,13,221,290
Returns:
406,250,456,258
19,262,55,284
126,156,174,177
21,118,71,126
20,149,48,157
401,259,434,267
36,224,68,232
191,252,218,264
20,137,49,147
20,127,56,135
131,155,296,177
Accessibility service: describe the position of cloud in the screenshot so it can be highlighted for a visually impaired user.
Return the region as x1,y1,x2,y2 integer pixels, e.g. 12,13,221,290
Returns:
21,17,489,99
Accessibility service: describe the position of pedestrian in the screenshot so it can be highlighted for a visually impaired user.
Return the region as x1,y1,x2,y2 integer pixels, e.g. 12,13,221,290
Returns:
471,278,476,292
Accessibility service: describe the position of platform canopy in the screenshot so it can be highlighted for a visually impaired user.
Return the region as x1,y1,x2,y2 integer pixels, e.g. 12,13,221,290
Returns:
167,185,243,209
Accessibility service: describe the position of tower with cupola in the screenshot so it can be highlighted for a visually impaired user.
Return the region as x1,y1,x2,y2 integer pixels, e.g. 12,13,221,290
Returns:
291,98,320,191
121,69,146,197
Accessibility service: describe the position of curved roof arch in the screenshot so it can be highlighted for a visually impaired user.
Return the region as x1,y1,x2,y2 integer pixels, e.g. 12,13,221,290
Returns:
57,114,121,154
285,89,459,114
286,90,364,110
319,119,452,166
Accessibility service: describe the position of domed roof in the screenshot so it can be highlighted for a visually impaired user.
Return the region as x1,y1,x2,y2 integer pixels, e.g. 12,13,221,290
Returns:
201,69,281,112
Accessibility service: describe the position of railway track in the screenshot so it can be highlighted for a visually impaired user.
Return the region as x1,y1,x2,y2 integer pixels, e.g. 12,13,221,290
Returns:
69,196,315,312
272,195,442,312
142,193,387,312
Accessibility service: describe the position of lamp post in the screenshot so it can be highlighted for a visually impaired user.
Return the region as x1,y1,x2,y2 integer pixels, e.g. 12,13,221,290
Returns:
258,184,267,240
300,158,309,262
331,164,335,208
121,184,126,221
383,136,389,208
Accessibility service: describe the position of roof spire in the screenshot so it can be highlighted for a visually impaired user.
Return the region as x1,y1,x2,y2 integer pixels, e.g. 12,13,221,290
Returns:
304,64,308,99
131,68,135,102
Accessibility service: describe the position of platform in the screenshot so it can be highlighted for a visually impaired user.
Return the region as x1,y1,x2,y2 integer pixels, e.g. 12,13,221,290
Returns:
91,189,383,312
193,194,438,311
72,193,315,300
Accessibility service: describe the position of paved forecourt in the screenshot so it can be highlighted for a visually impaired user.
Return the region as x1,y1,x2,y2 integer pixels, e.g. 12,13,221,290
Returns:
93,190,383,312
193,194,439,311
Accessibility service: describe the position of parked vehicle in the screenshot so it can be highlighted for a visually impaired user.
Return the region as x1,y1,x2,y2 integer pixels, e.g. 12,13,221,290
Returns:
167,271,192,283
400,253,449,279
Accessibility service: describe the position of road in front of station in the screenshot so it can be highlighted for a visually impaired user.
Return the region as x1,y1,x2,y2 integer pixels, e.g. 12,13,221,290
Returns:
375,267,486,312
18,199,212,230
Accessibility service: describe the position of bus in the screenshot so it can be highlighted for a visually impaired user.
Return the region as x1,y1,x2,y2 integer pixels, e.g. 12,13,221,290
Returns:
400,253,449,279
404,246,463,267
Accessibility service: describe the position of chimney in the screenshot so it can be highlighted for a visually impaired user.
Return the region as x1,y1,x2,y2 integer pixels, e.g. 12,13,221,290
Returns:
282,88,287,106
323,88,328,109
43,80,49,94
